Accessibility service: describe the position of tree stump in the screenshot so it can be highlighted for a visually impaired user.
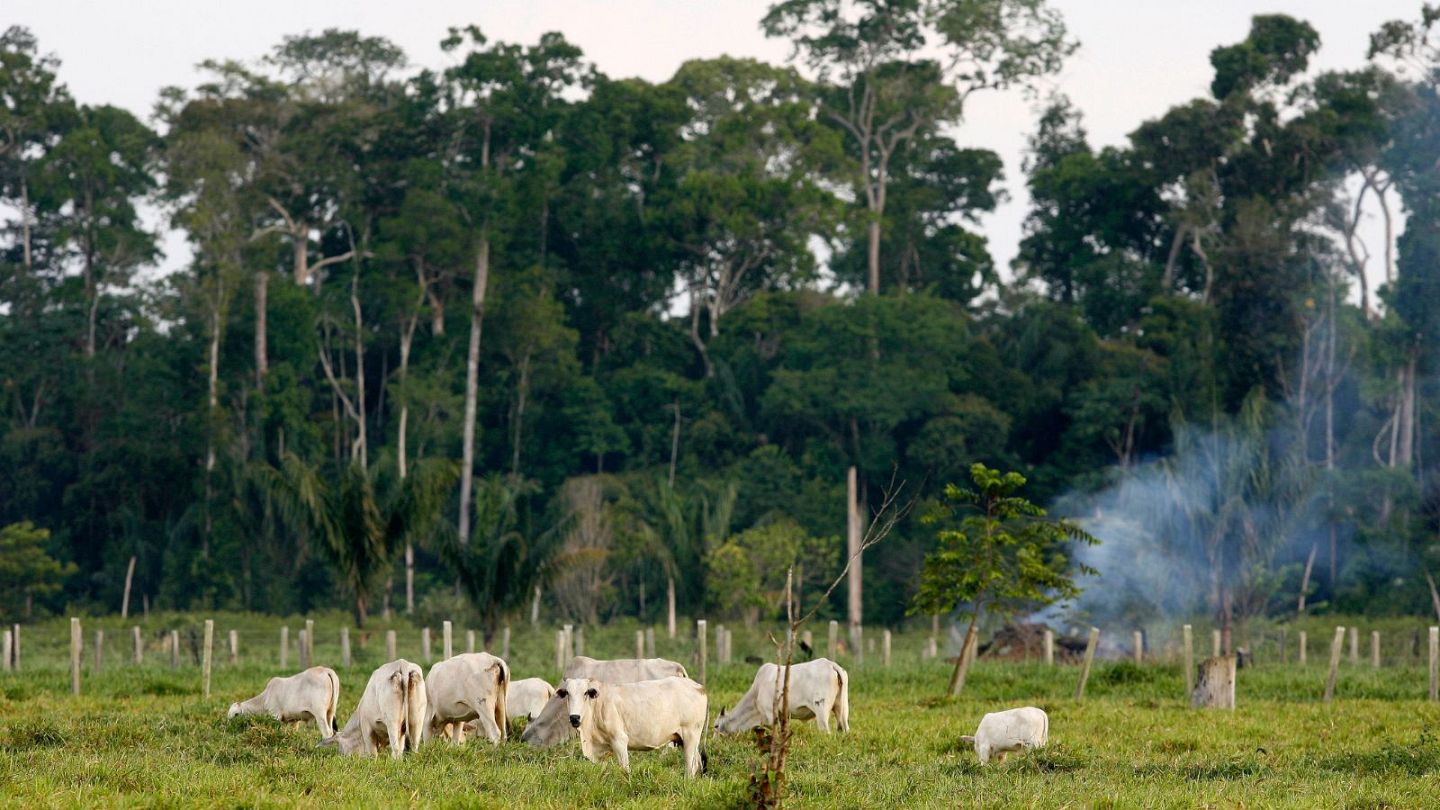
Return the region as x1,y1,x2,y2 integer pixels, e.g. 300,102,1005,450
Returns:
1190,655,1236,709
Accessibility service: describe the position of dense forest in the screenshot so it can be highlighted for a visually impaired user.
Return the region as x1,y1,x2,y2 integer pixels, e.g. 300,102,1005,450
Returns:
2,1,1439,640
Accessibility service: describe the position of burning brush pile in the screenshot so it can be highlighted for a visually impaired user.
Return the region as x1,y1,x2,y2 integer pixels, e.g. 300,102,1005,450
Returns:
976,623,1088,663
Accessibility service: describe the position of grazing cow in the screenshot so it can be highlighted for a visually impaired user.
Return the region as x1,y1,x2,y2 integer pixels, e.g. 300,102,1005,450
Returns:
562,655,688,682
713,658,849,735
424,653,509,745
557,676,708,777
319,660,426,759
506,677,556,722
227,666,340,737
961,706,1049,765
520,692,575,748
521,656,690,748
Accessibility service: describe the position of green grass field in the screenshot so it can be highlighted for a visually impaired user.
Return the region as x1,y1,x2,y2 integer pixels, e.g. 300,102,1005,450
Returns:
2,613,1439,808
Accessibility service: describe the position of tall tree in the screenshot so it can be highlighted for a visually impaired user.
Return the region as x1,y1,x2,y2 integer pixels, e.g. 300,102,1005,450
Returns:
763,0,1073,294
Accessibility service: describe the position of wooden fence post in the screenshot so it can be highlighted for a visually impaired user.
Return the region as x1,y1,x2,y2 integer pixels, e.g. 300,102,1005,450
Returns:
443,620,453,660
170,629,179,670
299,629,310,668
1429,627,1438,701
202,619,214,699
1299,630,1308,665
1,629,9,672
562,624,573,665
229,630,238,665
1133,630,1143,664
645,627,655,658
421,628,431,663
1371,631,1381,668
386,630,397,661
882,629,892,667
1211,629,1221,658
1323,626,1345,703
576,627,586,658
925,637,938,660
827,620,838,659
94,629,104,673
304,619,314,665
1183,624,1194,697
502,626,511,661
10,624,18,671
70,617,81,695
1349,627,1359,664
697,620,708,684
555,629,566,671
635,630,645,659
1074,627,1100,700
467,630,476,654
133,626,143,665
802,630,813,654
340,627,351,667
1043,629,1055,666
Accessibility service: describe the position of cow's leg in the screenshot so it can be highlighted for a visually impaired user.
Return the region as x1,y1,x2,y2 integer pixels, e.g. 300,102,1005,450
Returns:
312,712,330,737
610,735,630,773
813,700,831,733
681,729,702,777
387,718,406,760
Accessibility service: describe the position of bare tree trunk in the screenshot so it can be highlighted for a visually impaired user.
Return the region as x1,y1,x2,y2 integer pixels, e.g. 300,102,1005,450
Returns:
510,357,531,477
846,466,862,640
350,270,367,468
121,556,136,619
20,179,32,271
254,269,269,389
947,613,981,696
668,399,680,487
203,300,222,558
1298,541,1317,615
457,236,491,546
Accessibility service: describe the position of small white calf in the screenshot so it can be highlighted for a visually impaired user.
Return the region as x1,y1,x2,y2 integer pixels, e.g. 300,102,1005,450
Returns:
320,659,426,759
227,666,340,737
562,655,688,682
424,652,509,745
714,658,849,735
558,676,708,777
506,677,556,721
961,706,1049,765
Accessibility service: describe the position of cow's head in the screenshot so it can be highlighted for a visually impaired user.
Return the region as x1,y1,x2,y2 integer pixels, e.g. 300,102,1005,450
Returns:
960,734,993,765
318,730,361,756
556,678,599,729
225,702,242,719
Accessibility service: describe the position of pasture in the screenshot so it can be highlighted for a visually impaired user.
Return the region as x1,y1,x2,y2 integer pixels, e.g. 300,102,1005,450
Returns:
2,614,1439,808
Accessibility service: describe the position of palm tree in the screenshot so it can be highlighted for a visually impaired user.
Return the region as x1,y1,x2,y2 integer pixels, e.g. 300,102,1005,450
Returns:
436,474,558,642
261,452,456,627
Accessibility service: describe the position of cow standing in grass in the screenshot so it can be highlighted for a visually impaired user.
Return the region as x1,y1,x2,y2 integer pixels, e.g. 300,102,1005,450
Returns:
962,706,1049,765
557,676,708,777
424,652,509,744
228,666,340,737
521,656,690,748
320,660,426,759
714,658,849,735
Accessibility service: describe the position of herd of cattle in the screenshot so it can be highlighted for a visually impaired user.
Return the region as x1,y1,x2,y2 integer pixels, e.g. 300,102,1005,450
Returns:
226,653,1048,774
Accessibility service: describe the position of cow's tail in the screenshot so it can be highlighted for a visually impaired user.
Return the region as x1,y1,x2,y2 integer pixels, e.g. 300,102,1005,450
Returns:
325,667,341,737
404,668,427,752
493,657,510,739
834,661,850,733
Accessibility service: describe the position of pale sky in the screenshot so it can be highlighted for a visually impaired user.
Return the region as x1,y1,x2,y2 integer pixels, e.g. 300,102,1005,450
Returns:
8,0,1420,293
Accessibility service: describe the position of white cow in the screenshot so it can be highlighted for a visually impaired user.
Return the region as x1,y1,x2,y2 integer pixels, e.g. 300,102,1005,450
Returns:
558,676,708,777
522,656,691,748
506,677,556,722
424,652,509,744
713,658,849,735
227,666,340,737
961,706,1049,765
319,659,427,759
562,656,688,682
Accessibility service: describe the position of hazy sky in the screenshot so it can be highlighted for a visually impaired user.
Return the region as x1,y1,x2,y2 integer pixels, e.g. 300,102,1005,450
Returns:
8,0,1421,288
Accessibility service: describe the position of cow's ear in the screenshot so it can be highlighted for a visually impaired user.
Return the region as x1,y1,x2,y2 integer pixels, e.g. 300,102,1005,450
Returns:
585,688,598,699
960,735,976,745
